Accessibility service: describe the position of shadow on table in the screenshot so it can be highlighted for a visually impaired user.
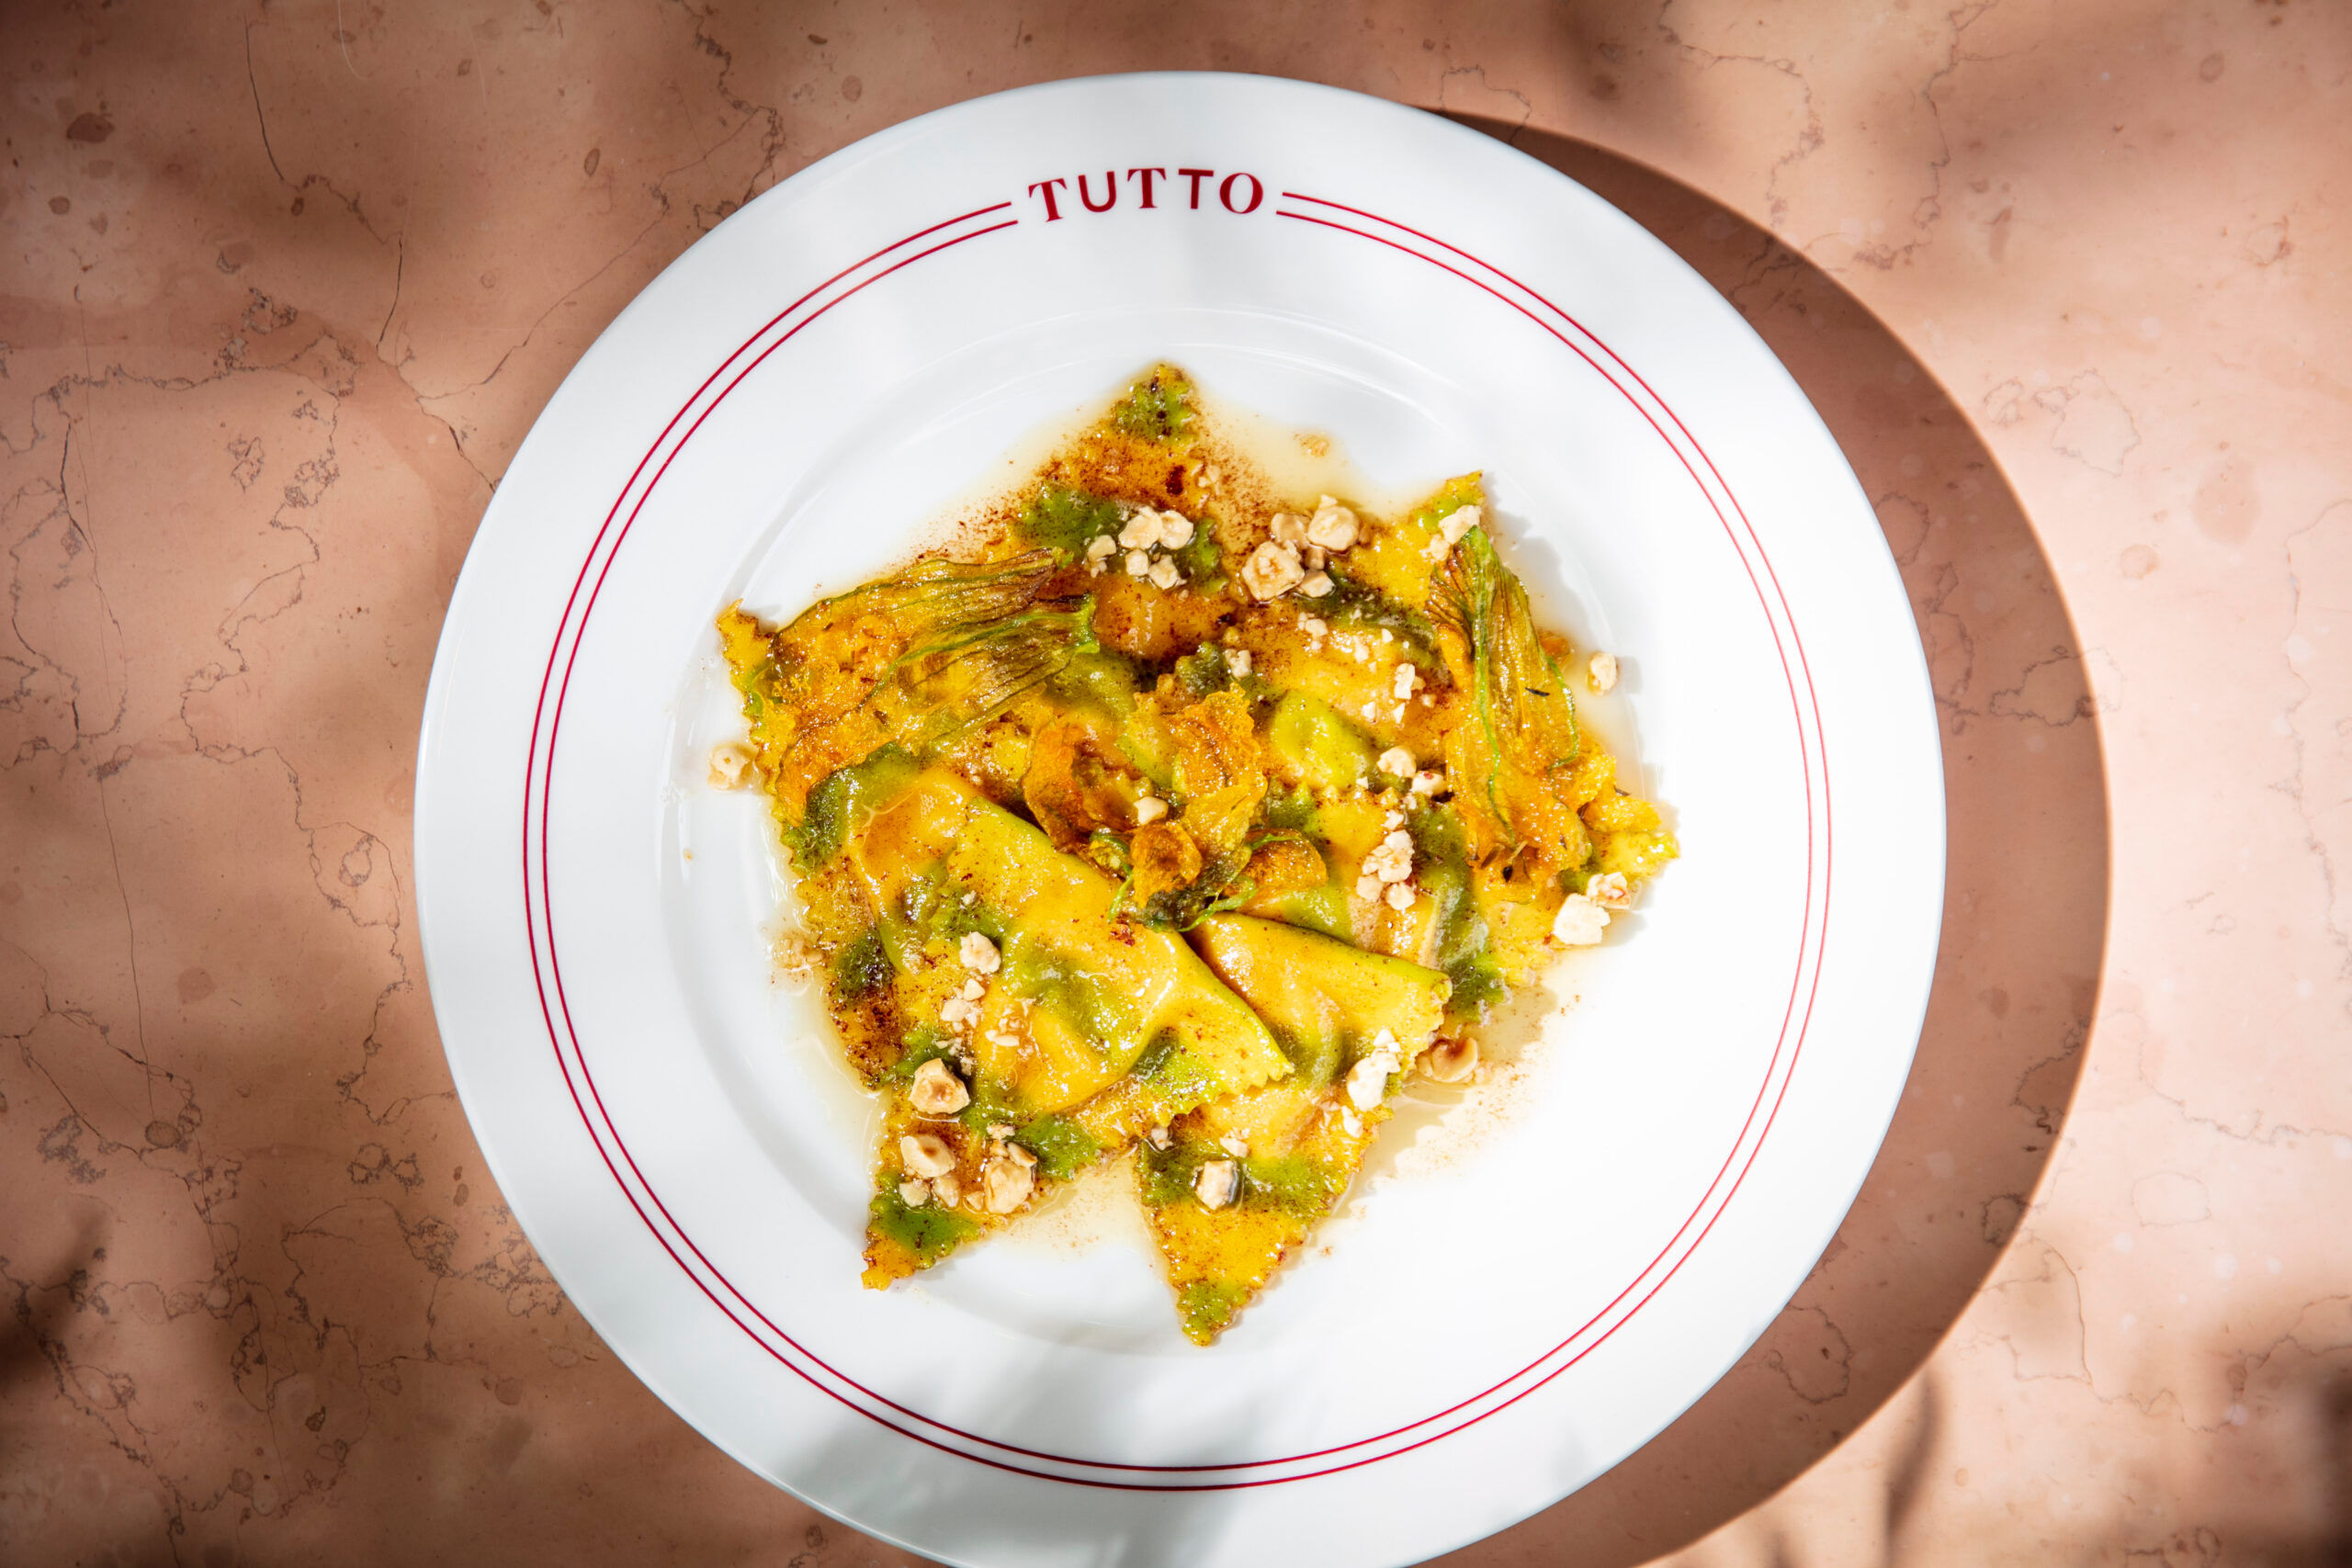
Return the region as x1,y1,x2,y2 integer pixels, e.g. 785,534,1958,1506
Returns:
1427,118,2113,1566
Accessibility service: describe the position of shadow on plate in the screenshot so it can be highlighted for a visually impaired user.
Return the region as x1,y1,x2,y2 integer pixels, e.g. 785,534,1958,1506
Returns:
1423,118,2113,1567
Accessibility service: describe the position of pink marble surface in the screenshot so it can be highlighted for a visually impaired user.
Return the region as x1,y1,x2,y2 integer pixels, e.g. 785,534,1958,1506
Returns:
2,3,2345,1563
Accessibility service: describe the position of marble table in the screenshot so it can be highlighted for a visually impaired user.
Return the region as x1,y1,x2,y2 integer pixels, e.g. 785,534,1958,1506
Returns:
3,3,2343,1562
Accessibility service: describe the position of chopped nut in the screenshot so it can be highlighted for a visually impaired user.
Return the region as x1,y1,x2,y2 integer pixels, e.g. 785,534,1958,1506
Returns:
899,1132,957,1179
1218,1134,1250,1158
960,976,986,1001
1157,511,1194,549
1411,769,1444,796
1345,1050,1399,1111
1589,649,1620,694
1225,648,1253,677
899,1178,932,1207
1392,662,1421,701
1134,794,1168,825
1002,1140,1038,1168
1363,829,1415,885
987,1122,1014,1140
1378,746,1416,781
1303,545,1328,571
1340,1106,1363,1138
983,1029,1021,1051
1146,1124,1173,1151
931,1170,962,1207
1269,511,1308,546
1118,512,1162,550
981,1155,1035,1213
959,931,1001,973
939,993,981,1032
707,740,756,789
1299,571,1334,598
1297,615,1329,638
1085,534,1118,562
1306,496,1360,550
1420,1036,1479,1083
1125,547,1150,578
774,925,822,981
1551,891,1610,946
1370,1028,1398,1052
1383,808,1406,829
1353,874,1382,900
1241,539,1306,600
1440,502,1483,547
1148,554,1183,590
1194,1158,1238,1210
1588,871,1634,910
1384,882,1415,912
909,1058,972,1118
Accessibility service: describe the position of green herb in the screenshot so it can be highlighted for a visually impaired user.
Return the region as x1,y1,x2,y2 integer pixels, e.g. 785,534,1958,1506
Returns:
868,1186,978,1263
1110,367,1193,445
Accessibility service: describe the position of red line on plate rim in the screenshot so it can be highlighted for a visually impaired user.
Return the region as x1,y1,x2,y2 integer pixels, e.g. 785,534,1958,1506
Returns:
517,189,1834,1486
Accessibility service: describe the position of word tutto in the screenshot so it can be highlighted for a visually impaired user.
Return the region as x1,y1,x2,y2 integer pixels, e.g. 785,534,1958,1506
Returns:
1024,167,1266,221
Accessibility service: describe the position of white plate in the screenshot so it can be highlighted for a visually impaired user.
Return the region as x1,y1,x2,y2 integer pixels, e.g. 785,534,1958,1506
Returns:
415,73,1942,1568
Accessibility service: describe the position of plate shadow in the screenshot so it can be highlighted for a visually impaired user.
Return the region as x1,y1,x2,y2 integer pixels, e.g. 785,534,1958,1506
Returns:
1426,118,2113,1566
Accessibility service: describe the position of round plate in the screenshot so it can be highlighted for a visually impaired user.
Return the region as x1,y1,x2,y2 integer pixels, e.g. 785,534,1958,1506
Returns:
415,73,1942,1568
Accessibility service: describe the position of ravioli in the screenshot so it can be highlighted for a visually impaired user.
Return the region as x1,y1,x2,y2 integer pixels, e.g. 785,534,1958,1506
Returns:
716,365,1674,1341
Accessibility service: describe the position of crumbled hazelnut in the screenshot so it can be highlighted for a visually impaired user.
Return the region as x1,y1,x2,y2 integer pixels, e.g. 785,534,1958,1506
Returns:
959,931,1001,973
1378,746,1416,781
707,740,755,789
1299,571,1334,598
1125,547,1150,578
1354,874,1382,901
774,925,822,981
939,993,981,1032
1588,871,1634,910
899,1132,957,1179
1589,649,1619,694
1134,794,1168,825
909,1058,972,1117
1195,1159,1238,1210
899,1178,932,1206
931,1170,962,1207
960,976,986,1001
1410,769,1444,796
1225,648,1252,677
1148,555,1183,590
1441,502,1483,547
1218,1134,1250,1158
1297,615,1329,638
1118,512,1162,550
1002,1140,1037,1168
987,1122,1014,1141
1269,511,1308,546
1146,1124,1173,1151
1384,882,1415,912
1551,891,1610,946
982,1155,1035,1213
1363,829,1415,885
1306,496,1360,551
1340,1106,1363,1138
1303,545,1328,571
1242,539,1306,600
1420,1036,1479,1083
1157,511,1194,549
1085,534,1118,562
1392,662,1421,701
1345,1050,1399,1111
